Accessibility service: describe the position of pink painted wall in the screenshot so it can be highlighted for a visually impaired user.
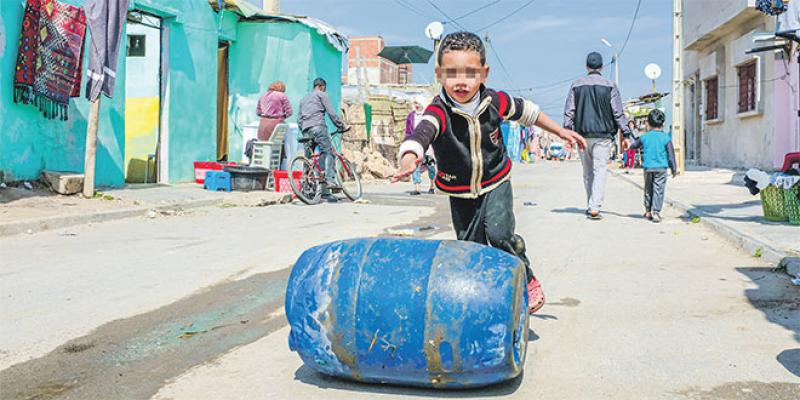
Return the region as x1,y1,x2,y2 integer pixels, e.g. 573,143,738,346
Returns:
774,55,800,169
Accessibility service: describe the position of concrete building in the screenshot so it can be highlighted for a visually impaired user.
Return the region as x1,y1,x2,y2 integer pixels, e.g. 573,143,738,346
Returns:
345,36,413,85
680,0,799,170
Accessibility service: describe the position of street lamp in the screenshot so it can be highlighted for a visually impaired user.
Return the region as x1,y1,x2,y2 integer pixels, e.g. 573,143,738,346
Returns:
601,38,620,86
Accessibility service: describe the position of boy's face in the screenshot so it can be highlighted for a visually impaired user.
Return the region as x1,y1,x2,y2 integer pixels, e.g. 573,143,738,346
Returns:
436,50,488,104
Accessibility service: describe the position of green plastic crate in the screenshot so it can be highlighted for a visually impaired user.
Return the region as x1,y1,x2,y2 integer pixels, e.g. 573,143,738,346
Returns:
760,185,786,222
785,184,800,226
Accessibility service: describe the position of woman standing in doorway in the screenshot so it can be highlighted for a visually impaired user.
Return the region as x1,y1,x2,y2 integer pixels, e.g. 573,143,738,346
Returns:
256,81,293,141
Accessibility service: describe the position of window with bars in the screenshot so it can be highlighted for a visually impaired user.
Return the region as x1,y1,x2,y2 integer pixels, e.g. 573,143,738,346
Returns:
737,62,757,113
705,77,719,121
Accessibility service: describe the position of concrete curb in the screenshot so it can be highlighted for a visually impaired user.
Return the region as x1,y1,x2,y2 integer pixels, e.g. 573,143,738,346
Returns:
0,198,222,238
611,170,789,266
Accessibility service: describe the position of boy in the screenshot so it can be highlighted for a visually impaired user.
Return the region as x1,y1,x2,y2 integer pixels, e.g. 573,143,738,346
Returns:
392,32,586,314
628,109,676,223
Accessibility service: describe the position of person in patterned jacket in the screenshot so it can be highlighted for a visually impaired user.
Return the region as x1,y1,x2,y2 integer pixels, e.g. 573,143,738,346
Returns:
392,31,586,314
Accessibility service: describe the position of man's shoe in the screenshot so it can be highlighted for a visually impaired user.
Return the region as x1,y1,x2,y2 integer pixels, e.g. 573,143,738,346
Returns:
428,188,435,194
410,190,421,196
588,210,603,220
527,277,545,314
651,212,662,223
644,211,653,220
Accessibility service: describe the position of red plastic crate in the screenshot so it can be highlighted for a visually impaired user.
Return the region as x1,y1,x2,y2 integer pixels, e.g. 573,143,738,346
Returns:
194,161,236,184
273,170,302,196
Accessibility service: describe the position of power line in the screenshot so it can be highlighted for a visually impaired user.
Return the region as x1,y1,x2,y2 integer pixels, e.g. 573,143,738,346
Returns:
506,74,584,93
486,35,517,90
426,0,467,31
475,0,537,32
448,1,501,24
392,0,433,20
618,0,643,58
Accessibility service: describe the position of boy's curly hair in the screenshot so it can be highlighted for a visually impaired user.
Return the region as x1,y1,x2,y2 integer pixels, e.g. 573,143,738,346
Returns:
437,31,486,66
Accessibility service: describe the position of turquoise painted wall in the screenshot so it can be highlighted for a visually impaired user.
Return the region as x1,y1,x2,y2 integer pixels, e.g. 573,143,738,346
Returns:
131,0,219,183
226,20,343,161
0,0,343,184
0,0,127,186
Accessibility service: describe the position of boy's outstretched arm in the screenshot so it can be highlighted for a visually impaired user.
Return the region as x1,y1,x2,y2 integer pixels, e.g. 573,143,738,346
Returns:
498,91,587,151
534,112,587,152
392,106,441,182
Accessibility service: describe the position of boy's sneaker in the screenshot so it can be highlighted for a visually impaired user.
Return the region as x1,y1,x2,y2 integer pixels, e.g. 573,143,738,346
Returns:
527,277,545,314
428,188,435,194
651,212,662,223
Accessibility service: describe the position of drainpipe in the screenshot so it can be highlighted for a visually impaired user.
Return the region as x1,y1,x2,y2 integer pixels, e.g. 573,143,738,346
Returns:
262,0,280,14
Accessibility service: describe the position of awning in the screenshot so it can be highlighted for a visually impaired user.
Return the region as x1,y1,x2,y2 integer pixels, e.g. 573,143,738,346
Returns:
208,0,349,52
777,0,800,41
377,46,433,65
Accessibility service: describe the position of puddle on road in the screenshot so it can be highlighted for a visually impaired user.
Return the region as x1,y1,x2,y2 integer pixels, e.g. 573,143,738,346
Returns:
0,268,290,400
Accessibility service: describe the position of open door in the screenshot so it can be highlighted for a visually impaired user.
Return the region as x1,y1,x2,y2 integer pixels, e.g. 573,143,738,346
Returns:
217,42,230,162
124,13,162,183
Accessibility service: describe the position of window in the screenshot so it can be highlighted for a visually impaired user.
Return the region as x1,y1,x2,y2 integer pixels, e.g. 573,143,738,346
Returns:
737,62,757,113
705,77,719,121
127,35,146,57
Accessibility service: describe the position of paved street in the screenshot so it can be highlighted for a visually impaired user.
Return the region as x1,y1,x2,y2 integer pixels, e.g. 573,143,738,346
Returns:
1,162,798,400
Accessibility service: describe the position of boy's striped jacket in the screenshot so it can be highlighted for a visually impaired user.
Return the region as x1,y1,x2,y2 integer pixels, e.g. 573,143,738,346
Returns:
399,86,540,199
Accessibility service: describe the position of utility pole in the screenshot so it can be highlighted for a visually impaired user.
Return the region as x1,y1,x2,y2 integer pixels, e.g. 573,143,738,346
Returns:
672,0,685,174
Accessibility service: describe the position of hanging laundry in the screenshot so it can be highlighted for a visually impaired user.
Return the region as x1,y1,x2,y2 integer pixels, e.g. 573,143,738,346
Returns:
13,0,87,120
84,0,130,101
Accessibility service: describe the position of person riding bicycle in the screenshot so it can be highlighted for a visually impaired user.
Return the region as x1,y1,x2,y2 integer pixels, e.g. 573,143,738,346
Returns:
298,78,348,202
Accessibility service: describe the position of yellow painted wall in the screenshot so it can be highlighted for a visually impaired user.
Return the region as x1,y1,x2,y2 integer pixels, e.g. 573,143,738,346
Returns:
124,97,159,183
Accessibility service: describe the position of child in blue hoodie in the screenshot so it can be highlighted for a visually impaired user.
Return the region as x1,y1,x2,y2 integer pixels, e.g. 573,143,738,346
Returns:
629,109,676,223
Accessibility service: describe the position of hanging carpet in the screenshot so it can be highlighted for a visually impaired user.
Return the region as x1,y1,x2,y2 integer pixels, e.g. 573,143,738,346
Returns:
13,0,87,120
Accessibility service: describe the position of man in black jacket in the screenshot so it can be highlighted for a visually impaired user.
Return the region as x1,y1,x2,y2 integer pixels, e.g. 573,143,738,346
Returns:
564,52,632,220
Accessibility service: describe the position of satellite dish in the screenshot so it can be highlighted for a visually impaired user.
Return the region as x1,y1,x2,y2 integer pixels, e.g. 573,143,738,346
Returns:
425,21,444,40
644,63,662,80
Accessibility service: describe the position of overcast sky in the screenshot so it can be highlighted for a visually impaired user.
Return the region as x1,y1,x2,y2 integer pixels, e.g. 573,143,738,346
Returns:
247,0,673,120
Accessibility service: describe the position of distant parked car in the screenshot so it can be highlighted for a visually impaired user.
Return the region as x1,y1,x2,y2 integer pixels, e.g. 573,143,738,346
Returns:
546,143,567,161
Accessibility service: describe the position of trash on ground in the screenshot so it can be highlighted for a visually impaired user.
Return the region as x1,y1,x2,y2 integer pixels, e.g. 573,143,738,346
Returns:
385,225,437,237
523,201,537,207
354,198,371,204
23,181,33,190
691,216,701,224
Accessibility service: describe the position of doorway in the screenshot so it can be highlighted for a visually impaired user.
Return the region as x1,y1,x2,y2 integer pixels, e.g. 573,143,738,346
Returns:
217,42,230,162
685,74,702,164
124,12,162,183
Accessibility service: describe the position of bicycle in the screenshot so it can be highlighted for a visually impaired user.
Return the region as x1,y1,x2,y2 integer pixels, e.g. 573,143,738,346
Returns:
288,127,363,205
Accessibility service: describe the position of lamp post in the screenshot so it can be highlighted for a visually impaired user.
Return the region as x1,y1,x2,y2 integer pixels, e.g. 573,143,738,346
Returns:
601,38,620,86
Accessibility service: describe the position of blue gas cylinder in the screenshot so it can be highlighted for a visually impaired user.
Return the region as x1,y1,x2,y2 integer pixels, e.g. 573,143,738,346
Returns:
285,238,529,389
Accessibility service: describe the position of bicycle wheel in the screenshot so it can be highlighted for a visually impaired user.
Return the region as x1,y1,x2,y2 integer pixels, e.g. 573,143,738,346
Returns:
289,155,323,205
336,156,362,201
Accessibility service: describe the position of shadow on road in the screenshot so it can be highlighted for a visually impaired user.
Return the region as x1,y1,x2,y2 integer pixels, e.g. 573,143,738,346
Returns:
737,267,800,378
293,365,524,398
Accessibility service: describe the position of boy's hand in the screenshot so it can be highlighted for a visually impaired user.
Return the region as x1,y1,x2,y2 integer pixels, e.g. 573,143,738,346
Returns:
391,153,420,183
559,129,587,152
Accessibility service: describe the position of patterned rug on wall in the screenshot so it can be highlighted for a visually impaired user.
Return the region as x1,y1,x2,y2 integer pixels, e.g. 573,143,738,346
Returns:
13,0,87,120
